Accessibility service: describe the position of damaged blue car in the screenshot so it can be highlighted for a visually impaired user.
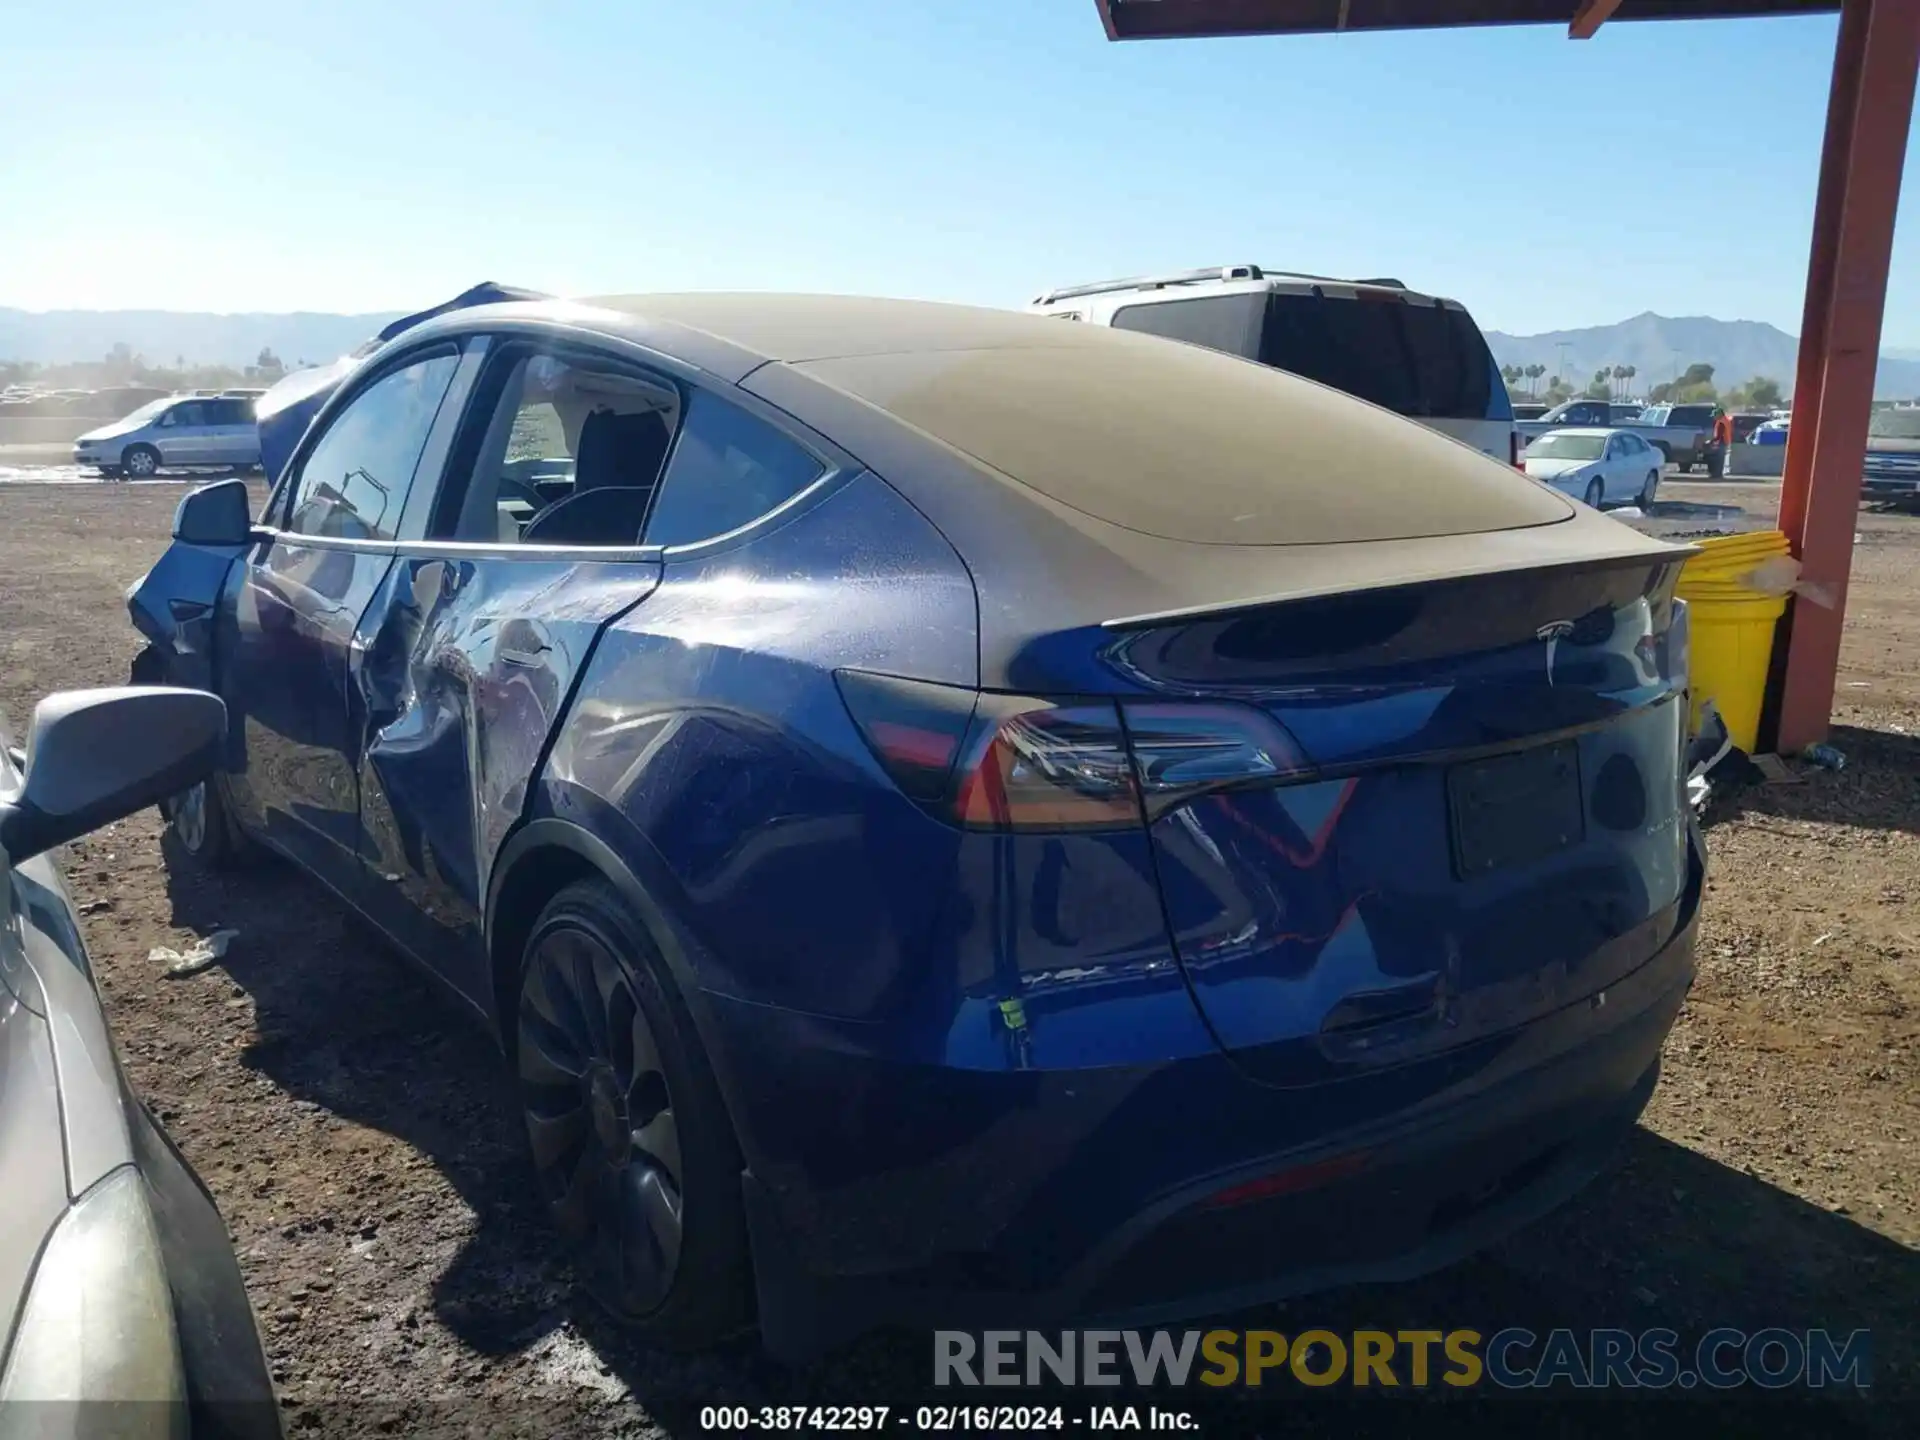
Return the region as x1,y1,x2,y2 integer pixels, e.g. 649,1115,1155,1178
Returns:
128,290,1704,1359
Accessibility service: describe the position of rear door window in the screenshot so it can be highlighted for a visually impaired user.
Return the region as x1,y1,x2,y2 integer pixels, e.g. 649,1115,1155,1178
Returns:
167,402,208,428
1258,294,1495,420
428,349,679,547
643,390,826,547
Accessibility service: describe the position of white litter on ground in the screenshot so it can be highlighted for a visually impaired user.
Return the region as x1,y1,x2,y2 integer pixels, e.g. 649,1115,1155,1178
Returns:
152,928,239,978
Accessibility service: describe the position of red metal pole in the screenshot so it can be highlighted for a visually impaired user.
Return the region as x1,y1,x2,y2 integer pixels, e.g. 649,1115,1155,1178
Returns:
1769,0,1920,754
1570,0,1626,40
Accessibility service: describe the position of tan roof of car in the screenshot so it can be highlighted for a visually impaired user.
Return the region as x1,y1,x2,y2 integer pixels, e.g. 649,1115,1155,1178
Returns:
585,292,1572,546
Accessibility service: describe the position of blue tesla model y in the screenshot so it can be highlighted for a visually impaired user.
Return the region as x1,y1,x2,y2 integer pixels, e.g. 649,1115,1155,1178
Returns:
128,292,1703,1357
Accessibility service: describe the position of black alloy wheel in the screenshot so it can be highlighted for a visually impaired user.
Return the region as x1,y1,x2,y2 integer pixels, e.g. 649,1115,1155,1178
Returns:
514,879,750,1344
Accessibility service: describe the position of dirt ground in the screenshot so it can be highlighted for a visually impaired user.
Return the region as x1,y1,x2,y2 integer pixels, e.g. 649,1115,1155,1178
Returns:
0,478,1915,1437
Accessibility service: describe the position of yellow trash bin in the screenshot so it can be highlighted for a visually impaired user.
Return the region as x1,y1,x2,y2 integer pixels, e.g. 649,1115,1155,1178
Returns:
1675,530,1793,754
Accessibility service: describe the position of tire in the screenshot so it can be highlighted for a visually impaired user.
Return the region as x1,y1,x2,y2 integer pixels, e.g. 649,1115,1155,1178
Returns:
1583,478,1604,509
515,877,752,1348
1639,470,1660,509
122,444,161,478
162,776,249,867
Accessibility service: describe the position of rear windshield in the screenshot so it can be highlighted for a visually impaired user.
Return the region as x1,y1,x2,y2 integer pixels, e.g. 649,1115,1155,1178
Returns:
1257,294,1496,420
1108,295,1262,359
1870,409,1920,440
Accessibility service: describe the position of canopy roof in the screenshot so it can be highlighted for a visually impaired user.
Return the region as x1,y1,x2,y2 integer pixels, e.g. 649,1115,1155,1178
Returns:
1095,0,1839,40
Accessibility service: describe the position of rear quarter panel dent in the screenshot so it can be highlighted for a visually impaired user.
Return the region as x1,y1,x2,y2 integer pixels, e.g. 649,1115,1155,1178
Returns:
537,472,978,1022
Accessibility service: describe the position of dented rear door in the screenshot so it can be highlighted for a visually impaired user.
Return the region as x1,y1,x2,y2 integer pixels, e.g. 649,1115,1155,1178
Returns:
349,553,661,1002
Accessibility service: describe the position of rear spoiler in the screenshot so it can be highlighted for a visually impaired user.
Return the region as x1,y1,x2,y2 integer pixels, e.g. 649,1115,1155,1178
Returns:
1101,530,1698,632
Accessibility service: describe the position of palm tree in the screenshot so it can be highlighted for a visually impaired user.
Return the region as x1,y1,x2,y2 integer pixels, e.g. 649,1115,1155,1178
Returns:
1526,363,1545,398
1622,364,1637,400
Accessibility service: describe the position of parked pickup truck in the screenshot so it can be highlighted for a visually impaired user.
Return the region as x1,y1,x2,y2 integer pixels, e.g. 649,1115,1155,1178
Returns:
1862,407,1920,496
1629,402,1726,477
1515,398,1646,449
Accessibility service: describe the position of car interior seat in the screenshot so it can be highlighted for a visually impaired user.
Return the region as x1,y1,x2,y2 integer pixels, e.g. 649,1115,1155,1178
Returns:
519,408,671,546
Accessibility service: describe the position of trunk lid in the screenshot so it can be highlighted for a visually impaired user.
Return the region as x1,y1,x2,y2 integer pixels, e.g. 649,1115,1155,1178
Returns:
1106,553,1693,1086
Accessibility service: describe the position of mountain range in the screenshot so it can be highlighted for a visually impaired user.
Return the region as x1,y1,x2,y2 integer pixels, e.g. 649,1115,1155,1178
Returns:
7,303,1920,400
1484,311,1920,401
0,307,404,370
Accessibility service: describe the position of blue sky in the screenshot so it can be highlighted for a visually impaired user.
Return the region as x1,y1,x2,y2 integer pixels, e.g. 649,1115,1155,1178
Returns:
3,1,1916,343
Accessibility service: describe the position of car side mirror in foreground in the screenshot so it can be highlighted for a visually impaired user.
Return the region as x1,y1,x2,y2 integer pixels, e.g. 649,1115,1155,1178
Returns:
0,687,225,864
172,478,254,545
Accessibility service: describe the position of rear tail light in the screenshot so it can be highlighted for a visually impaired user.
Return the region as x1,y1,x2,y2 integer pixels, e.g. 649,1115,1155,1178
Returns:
953,697,1139,830
1510,430,1523,470
836,670,1312,831
1119,701,1309,820
831,670,975,801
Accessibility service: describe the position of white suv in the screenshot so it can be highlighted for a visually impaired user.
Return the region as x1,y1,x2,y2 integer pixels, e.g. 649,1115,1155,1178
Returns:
1029,264,1518,466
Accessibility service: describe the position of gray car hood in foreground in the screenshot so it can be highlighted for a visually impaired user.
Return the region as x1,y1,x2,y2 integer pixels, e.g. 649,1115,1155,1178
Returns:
0,926,72,1365
1,738,142,1358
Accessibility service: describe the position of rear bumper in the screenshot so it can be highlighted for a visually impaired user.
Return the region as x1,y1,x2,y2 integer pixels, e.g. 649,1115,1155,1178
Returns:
724,830,1704,1362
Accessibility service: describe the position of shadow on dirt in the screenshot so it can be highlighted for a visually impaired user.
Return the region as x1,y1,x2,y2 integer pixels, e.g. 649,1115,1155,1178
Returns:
155,832,1916,1436
1703,724,1920,840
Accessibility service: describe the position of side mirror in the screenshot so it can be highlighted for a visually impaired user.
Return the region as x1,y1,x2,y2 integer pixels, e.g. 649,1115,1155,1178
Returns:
173,479,253,545
0,688,226,865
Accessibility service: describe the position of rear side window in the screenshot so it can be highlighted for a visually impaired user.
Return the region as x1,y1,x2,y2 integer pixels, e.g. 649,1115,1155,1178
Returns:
643,390,825,547
1109,296,1262,360
1670,405,1716,427
1258,294,1495,420
429,350,680,547
285,350,459,542
206,399,252,425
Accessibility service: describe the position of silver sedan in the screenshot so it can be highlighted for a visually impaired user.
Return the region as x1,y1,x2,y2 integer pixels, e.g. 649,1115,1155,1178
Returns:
1,690,279,1437
1522,426,1663,510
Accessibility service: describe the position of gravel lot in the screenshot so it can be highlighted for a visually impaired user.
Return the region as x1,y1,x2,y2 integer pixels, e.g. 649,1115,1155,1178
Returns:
0,477,1914,1437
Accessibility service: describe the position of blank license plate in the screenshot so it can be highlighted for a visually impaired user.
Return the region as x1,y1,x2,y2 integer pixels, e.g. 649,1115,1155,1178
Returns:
1446,742,1585,878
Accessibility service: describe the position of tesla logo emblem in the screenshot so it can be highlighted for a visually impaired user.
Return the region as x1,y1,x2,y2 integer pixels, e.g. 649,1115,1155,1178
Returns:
1537,620,1577,684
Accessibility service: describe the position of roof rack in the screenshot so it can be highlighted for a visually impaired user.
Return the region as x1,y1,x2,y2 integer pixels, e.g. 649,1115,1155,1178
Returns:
1032,264,1267,306
1031,266,1423,306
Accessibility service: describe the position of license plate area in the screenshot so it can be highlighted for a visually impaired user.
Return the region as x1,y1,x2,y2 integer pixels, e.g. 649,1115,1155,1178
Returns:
1446,741,1584,879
